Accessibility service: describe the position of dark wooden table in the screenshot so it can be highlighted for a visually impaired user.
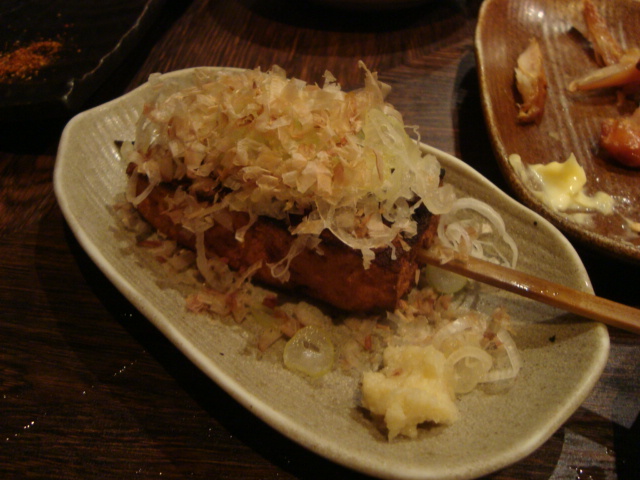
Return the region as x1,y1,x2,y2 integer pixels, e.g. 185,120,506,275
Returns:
1,1,638,478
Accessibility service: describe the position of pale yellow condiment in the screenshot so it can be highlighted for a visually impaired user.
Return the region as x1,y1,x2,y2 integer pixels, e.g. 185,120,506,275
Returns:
361,345,459,440
508,153,614,216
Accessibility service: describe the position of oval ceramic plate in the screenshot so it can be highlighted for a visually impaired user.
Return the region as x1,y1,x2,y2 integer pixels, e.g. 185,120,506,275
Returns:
54,67,609,480
475,0,640,263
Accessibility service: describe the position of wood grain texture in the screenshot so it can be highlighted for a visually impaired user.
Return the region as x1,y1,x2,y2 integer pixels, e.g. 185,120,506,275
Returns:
0,0,638,478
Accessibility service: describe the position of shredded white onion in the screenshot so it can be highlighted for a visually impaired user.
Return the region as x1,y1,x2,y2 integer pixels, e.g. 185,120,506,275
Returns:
446,346,493,394
437,197,519,268
267,234,321,282
431,315,487,351
482,328,522,383
123,64,457,275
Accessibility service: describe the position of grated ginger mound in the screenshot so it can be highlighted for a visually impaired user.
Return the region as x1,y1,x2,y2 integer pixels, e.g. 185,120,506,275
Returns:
361,345,459,440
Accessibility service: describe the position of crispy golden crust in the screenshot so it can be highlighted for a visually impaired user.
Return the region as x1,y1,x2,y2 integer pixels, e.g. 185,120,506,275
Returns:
133,178,437,312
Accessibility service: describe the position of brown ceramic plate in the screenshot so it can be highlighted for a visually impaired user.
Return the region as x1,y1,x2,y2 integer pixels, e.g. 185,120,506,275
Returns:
475,0,640,263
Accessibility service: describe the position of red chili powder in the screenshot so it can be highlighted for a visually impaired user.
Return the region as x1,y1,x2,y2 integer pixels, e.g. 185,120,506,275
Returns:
0,40,63,83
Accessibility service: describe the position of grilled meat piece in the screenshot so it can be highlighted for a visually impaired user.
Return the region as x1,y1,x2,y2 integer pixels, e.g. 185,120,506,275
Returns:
133,178,438,312
600,107,640,168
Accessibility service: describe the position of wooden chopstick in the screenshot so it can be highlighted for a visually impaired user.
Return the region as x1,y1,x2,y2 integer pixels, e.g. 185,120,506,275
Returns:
418,249,640,334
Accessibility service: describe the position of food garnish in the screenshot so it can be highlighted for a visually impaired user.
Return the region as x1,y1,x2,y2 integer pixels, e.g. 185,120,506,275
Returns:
118,64,521,440
283,325,335,378
361,345,460,440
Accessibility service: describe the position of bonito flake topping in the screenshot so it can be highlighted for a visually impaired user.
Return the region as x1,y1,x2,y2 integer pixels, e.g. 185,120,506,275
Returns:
123,62,456,272
118,64,523,441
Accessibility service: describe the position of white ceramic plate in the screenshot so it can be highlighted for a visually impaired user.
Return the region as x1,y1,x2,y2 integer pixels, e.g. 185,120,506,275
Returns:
54,67,609,480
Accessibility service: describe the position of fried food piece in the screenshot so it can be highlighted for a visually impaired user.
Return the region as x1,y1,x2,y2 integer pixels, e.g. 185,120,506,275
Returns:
569,50,640,93
582,0,623,67
570,1,640,93
515,38,548,124
600,107,640,168
567,1,640,168
133,177,438,312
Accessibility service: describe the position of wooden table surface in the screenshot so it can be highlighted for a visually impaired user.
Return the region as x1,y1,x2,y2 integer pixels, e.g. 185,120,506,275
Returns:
1,0,638,478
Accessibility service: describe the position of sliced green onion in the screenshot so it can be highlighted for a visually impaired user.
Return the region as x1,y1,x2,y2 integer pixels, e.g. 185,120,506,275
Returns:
283,326,334,378
423,264,468,294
